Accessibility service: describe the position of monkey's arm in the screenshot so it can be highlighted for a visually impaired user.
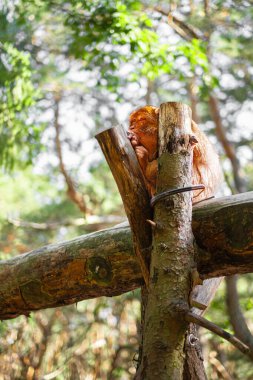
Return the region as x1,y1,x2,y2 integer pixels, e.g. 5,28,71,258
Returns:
134,145,149,173
133,144,157,196
145,160,157,196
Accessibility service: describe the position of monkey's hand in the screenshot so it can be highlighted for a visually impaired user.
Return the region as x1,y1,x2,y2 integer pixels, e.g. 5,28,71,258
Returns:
128,131,149,171
127,131,140,148
134,145,149,172
135,150,157,196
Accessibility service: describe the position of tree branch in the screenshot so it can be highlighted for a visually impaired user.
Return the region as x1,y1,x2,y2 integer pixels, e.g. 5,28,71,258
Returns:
186,311,253,360
96,125,152,287
7,215,125,232
0,192,253,319
208,95,246,193
154,7,204,41
226,275,253,350
53,94,88,214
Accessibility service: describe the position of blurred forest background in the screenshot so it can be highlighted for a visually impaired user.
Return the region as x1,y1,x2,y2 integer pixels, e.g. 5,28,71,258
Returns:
0,0,253,379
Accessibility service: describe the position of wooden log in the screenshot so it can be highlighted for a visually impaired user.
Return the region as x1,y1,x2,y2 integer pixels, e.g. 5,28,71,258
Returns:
137,102,195,379
96,125,152,286
193,191,253,278
0,192,253,319
0,224,136,320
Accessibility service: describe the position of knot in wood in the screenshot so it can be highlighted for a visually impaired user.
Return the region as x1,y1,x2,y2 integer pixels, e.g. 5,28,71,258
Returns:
188,333,199,347
87,257,112,284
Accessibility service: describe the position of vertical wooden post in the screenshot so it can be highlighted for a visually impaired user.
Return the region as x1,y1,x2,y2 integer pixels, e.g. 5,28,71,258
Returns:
96,125,152,286
136,102,196,379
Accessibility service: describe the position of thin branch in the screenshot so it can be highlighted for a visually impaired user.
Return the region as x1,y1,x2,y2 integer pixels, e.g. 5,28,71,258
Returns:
201,7,246,194
208,354,233,380
208,95,246,193
7,215,125,231
222,170,236,195
226,275,253,350
53,94,89,214
171,13,204,40
186,311,253,360
154,7,204,41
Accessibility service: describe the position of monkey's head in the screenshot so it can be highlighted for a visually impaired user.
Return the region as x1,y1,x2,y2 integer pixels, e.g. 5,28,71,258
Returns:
128,106,159,161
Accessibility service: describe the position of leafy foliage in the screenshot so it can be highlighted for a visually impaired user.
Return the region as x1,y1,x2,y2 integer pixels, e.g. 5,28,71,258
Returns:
64,0,210,88
0,42,42,169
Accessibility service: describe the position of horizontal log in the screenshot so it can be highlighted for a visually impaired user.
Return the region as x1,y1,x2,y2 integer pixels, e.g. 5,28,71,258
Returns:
0,224,136,319
193,191,253,278
0,192,253,319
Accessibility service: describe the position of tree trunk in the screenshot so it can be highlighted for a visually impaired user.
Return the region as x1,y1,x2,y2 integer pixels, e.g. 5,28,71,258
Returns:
136,102,199,379
183,324,207,380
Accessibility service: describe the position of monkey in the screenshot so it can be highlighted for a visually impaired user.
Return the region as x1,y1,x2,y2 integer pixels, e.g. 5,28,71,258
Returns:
128,106,159,197
127,105,222,203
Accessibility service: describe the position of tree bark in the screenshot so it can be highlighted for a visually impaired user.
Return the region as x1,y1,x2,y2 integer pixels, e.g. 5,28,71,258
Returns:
0,192,253,319
0,224,138,320
96,124,152,286
193,191,253,278
136,102,196,379
183,324,207,380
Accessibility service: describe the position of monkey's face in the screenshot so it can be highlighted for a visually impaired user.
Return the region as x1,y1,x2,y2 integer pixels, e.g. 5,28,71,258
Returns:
128,106,159,161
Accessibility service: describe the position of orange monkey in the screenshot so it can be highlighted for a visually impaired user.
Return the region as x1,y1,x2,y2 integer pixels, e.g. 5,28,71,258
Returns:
128,106,222,203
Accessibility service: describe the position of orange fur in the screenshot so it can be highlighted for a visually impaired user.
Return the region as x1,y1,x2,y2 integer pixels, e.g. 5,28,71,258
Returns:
128,106,222,202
